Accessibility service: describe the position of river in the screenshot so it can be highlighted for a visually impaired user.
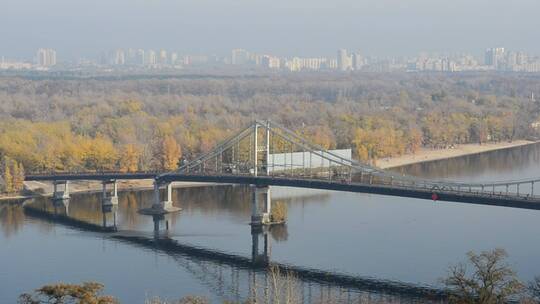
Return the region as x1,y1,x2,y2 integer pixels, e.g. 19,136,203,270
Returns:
2,143,540,303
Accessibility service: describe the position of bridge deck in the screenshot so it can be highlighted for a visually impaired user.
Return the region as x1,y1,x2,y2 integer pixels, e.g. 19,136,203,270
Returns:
25,172,540,210
25,172,159,181
159,174,540,210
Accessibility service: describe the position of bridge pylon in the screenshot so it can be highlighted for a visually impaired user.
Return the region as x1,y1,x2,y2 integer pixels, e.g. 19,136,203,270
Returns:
52,180,70,202
139,180,181,215
251,185,272,226
101,180,118,207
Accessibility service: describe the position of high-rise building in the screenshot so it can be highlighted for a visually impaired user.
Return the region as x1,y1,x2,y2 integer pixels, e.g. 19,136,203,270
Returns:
137,49,146,65
114,49,125,65
147,50,157,65
231,49,249,65
159,49,168,65
485,47,505,69
337,49,352,71
352,52,364,70
170,52,179,65
36,48,57,67
517,52,528,65
261,55,280,69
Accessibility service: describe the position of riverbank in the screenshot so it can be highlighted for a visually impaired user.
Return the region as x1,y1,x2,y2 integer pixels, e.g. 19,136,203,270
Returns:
0,180,219,202
376,140,538,169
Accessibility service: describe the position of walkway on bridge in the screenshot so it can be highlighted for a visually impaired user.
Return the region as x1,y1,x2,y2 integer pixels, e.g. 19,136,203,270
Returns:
26,120,540,217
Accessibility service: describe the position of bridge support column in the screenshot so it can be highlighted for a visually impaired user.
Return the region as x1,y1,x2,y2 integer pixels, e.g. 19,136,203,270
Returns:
253,124,258,176
52,180,70,201
251,225,270,266
102,205,118,230
101,180,118,207
251,185,271,226
138,180,181,215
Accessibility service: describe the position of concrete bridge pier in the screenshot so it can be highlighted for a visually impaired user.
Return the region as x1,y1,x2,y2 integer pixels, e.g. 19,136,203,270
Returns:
101,180,118,207
151,214,173,238
139,180,181,215
52,199,70,216
251,185,271,226
102,205,118,230
251,225,270,266
52,180,70,201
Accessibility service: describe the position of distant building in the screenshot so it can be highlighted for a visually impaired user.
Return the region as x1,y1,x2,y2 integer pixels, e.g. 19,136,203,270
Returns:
184,55,209,66
159,50,168,65
36,48,57,67
170,52,179,65
326,59,338,70
137,49,146,65
485,47,505,69
0,57,32,70
337,49,352,71
231,49,250,65
147,50,157,66
352,52,364,70
114,49,125,65
261,55,280,69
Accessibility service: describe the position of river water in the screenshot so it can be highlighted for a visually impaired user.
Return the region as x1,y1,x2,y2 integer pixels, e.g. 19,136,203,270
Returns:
2,143,540,303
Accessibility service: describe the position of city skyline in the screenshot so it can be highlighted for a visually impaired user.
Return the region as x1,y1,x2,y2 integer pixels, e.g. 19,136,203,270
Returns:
2,45,540,73
2,0,540,59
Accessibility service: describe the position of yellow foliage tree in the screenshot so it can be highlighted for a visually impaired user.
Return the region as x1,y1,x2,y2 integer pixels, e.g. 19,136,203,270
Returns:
12,162,25,192
81,136,118,171
3,161,13,193
118,144,140,172
152,136,181,170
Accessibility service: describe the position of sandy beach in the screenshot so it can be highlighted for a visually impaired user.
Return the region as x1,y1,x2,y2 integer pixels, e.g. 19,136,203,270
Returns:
376,140,538,169
1,140,537,201
0,180,218,201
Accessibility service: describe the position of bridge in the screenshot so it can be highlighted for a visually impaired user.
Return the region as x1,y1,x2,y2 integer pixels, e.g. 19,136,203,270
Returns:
26,120,540,225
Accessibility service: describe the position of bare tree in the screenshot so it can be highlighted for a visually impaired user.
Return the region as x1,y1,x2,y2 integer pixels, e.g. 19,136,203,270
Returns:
527,276,540,303
18,282,118,304
443,248,524,304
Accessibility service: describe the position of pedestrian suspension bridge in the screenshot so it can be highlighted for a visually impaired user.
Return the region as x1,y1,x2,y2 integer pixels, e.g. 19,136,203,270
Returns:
26,120,540,225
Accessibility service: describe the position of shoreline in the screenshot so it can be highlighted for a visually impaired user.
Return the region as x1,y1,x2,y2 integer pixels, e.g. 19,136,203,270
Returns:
1,140,538,201
376,140,538,169
0,180,223,202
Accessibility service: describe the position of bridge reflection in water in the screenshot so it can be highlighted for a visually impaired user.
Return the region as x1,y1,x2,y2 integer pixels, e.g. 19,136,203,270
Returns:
21,185,447,304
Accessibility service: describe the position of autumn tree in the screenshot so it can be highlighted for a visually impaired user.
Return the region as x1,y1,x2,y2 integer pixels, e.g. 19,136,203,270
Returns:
81,136,118,171
18,282,118,304
443,248,524,304
152,135,181,171
2,159,14,193
12,162,25,192
118,144,140,172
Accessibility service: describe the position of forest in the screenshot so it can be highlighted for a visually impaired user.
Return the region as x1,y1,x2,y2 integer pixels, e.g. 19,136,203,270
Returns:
1,72,540,188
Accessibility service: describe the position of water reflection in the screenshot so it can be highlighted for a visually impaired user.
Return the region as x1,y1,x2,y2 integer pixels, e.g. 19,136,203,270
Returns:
0,201,25,238
102,204,118,230
52,198,70,216
11,185,444,304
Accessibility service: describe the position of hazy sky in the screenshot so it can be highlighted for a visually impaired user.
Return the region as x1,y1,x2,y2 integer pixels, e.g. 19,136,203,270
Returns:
2,0,540,59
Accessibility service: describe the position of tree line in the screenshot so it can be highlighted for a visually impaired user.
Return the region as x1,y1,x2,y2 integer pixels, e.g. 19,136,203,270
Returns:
0,73,539,178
